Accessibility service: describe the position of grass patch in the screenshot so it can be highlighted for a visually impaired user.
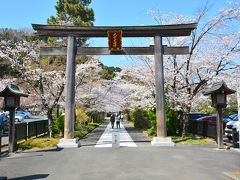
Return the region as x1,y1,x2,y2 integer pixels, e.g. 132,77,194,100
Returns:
19,137,60,150
144,126,214,145
172,135,214,144
18,122,100,151
74,123,99,139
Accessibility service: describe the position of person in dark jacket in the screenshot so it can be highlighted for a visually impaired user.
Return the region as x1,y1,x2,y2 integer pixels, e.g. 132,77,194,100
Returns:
110,114,115,128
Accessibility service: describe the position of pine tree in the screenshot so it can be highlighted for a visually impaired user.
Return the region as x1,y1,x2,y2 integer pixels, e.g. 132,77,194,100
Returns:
47,0,94,26
46,0,95,65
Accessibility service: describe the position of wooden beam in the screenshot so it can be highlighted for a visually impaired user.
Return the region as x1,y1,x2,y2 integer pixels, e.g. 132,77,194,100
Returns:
163,46,189,55
32,23,197,37
40,46,189,56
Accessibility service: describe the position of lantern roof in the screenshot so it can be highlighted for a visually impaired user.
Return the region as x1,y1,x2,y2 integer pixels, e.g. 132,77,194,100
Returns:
203,81,236,96
0,84,28,97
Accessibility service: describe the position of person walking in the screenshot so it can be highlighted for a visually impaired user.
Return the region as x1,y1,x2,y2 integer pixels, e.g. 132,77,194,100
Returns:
116,115,120,128
119,112,123,122
110,114,115,128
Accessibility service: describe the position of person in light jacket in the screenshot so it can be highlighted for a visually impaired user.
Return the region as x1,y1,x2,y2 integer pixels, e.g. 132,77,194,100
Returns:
116,115,120,128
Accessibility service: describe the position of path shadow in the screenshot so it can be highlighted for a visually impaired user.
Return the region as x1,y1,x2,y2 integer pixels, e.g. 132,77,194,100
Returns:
0,148,62,159
0,151,9,158
7,174,49,180
173,137,191,143
80,143,96,147
133,140,151,143
32,147,63,153
123,126,141,132
80,129,104,139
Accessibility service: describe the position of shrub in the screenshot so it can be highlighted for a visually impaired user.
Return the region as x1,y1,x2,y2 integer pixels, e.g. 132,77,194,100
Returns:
54,115,64,136
76,107,90,125
165,102,178,136
146,103,178,136
90,111,105,123
131,107,151,129
147,107,157,136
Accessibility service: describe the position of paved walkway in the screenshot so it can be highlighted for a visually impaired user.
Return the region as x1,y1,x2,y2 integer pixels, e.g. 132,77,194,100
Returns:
80,118,151,147
0,119,239,180
95,122,137,147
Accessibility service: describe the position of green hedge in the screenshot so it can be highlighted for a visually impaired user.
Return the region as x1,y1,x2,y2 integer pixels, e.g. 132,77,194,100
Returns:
130,103,178,136
130,107,151,129
54,115,64,136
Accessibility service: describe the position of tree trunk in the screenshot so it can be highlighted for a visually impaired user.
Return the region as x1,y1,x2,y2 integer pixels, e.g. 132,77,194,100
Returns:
125,110,131,121
177,110,183,135
182,106,191,137
56,104,60,118
47,109,54,138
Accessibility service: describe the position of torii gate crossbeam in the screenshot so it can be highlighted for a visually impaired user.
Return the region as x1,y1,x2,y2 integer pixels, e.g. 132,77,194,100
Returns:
32,23,197,148
40,46,189,56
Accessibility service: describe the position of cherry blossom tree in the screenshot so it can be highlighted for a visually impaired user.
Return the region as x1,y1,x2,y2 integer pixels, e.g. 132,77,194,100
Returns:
0,29,42,112
97,67,155,115
0,29,63,137
75,57,104,110
124,1,240,136
23,69,65,137
0,36,40,74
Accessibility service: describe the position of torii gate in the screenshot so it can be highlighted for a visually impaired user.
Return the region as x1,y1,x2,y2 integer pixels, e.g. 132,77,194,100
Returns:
32,23,197,148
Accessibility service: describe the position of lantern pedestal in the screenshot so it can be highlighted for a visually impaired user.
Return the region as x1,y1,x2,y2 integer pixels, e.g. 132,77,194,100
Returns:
57,138,80,148
151,137,175,147
216,107,224,149
8,109,17,153
203,81,236,149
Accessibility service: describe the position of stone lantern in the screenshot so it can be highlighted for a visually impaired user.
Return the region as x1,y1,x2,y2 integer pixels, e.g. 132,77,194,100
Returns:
203,81,235,149
0,84,28,153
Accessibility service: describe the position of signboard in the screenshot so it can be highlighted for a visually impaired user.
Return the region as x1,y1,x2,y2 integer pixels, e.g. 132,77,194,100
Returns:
108,30,122,51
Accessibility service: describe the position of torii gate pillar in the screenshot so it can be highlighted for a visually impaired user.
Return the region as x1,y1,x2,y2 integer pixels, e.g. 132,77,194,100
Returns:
237,88,240,148
57,36,80,148
151,36,175,146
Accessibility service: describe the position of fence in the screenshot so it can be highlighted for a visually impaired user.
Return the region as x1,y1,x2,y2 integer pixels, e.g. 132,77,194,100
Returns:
188,121,239,148
15,119,49,141
0,118,48,153
188,121,217,139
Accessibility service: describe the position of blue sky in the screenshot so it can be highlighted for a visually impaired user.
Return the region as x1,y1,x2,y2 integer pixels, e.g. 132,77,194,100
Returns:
0,0,232,66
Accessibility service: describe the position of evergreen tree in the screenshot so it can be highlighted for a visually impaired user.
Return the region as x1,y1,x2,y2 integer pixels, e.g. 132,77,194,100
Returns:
46,0,95,67
47,0,94,26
